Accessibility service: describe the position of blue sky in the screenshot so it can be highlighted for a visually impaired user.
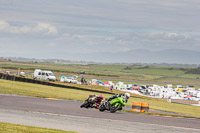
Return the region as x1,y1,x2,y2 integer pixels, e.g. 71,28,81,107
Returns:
0,0,200,62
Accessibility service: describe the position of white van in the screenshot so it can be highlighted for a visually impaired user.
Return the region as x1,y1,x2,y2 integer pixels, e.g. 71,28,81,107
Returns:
33,69,56,81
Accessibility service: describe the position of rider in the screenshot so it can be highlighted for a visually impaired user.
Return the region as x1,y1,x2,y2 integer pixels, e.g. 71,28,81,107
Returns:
108,93,130,103
123,93,130,103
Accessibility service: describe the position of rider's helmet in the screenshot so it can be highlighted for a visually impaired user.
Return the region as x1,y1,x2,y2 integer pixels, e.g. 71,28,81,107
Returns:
125,93,130,99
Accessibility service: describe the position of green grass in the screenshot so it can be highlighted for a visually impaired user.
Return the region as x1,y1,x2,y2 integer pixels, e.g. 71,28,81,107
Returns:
1,62,200,85
0,79,200,117
0,79,112,101
0,122,76,133
178,74,200,79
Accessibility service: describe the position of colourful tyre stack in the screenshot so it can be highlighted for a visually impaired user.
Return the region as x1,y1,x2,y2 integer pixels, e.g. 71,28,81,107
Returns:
140,103,149,112
132,102,141,112
132,102,149,112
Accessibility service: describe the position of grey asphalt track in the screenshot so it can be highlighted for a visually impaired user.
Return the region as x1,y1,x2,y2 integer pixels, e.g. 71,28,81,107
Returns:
0,94,200,133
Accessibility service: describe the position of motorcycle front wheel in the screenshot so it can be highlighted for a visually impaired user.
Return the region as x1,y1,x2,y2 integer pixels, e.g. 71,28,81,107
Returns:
110,103,121,113
80,101,89,108
99,104,106,111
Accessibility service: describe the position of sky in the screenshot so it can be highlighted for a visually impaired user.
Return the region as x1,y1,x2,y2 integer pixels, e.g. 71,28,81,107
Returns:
0,0,200,63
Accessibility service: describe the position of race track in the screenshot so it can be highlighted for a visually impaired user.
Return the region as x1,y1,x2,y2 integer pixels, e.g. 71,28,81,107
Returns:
0,94,199,133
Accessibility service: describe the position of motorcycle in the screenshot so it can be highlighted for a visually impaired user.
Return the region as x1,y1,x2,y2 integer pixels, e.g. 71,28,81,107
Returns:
99,98,110,111
80,94,103,109
99,96,126,113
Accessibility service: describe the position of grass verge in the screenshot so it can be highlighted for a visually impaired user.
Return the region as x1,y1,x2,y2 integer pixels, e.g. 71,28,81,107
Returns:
0,79,200,117
0,122,76,133
122,110,200,119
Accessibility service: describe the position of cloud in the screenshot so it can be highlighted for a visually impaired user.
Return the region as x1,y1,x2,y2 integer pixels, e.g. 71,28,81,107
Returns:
1,0,200,62
57,33,105,41
117,40,129,45
105,37,115,41
0,20,9,30
118,47,131,52
34,23,58,35
128,31,191,42
133,32,195,50
71,34,87,40
0,20,57,35
148,32,191,41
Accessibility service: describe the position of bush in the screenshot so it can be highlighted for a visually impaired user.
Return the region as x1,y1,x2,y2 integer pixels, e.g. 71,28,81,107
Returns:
185,67,200,74
123,67,132,70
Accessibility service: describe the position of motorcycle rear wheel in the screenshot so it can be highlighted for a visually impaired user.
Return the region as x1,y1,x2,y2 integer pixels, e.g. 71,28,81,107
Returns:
80,101,89,108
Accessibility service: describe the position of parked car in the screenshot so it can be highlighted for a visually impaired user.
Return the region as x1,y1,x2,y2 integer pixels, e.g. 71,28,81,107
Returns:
20,72,26,77
60,76,78,83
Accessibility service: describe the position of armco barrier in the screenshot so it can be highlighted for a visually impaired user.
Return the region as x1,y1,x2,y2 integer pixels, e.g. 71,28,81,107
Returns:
132,102,150,112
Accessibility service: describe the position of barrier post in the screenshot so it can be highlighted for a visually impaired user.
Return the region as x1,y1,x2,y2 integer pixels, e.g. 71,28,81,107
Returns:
18,68,20,76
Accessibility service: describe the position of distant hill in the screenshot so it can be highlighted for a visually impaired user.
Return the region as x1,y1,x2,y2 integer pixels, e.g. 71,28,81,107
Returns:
77,49,200,64
2,49,200,67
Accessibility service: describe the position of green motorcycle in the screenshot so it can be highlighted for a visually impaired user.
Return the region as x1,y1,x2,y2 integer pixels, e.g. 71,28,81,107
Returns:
99,95,126,113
